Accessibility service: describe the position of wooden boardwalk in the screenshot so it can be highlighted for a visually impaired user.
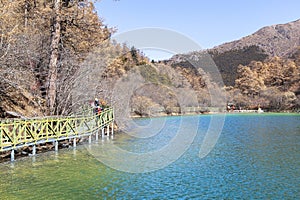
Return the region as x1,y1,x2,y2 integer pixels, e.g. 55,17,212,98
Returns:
0,108,114,161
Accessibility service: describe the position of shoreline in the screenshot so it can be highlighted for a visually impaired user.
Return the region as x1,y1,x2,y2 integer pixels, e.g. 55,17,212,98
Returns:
130,110,300,119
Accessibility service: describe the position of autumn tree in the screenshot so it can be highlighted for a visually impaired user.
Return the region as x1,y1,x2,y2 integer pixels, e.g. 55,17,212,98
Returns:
235,65,265,96
0,0,112,116
131,96,154,117
233,57,300,111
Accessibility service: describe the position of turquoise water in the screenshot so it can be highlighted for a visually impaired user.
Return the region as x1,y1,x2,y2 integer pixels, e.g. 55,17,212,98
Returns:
0,114,299,199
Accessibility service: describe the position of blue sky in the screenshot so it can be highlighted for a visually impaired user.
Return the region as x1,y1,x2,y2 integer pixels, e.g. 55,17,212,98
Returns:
95,0,300,60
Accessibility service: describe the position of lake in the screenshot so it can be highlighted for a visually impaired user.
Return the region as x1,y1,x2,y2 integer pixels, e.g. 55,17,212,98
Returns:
0,114,299,199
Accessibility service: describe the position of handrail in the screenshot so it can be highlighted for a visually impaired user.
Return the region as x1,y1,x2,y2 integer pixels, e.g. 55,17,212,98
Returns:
0,107,114,151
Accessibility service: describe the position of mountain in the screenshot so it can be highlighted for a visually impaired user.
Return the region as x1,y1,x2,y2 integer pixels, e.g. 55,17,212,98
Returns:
212,19,300,57
168,19,300,86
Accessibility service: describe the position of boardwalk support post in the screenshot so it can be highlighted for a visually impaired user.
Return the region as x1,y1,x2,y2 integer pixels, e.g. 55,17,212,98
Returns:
55,141,58,151
32,145,36,155
11,149,15,162
73,138,76,148
88,135,91,144
107,125,110,137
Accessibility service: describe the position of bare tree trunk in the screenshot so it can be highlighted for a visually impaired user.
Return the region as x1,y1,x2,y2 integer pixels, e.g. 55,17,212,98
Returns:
24,0,29,27
48,0,61,115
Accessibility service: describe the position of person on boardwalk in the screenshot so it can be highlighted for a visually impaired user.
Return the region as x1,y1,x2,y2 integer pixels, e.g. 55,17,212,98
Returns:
97,106,102,115
94,98,99,115
94,98,99,107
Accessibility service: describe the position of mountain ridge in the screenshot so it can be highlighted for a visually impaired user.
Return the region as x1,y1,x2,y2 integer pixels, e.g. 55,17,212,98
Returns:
167,19,300,86
211,19,300,57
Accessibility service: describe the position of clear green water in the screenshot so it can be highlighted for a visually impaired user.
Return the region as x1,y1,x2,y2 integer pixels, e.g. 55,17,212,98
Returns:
0,114,299,199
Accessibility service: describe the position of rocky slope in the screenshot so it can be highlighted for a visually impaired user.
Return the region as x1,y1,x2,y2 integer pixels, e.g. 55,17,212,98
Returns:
168,19,300,86
212,19,300,57
0,67,45,118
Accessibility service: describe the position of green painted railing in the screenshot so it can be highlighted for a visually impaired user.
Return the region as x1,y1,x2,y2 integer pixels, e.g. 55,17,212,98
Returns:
0,108,114,151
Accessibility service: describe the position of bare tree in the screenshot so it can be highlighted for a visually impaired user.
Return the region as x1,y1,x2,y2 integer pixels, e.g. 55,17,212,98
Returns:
47,0,62,114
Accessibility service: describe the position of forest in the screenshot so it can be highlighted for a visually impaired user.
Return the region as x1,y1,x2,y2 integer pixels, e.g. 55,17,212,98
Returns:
0,0,299,119
0,0,147,117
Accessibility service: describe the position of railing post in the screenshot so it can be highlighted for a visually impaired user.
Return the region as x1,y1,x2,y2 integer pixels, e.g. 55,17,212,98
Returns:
13,121,17,148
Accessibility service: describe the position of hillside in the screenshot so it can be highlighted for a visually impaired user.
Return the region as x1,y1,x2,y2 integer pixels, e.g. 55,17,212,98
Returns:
0,64,47,118
168,45,269,86
212,19,300,57
168,19,300,86
230,55,300,111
